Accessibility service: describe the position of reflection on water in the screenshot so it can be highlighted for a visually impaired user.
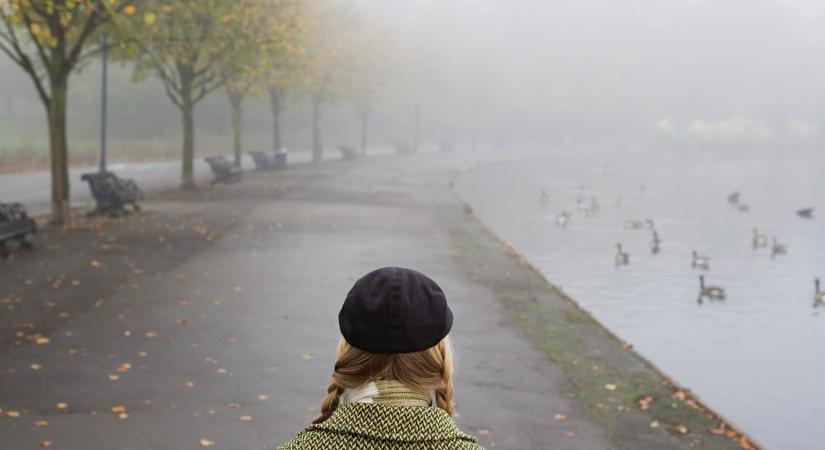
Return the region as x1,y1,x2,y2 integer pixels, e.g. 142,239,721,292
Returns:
457,148,825,450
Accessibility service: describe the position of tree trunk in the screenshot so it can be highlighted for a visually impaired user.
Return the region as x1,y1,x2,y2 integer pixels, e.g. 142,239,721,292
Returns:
269,87,283,152
412,102,421,152
312,93,323,163
359,110,369,156
228,91,243,168
180,72,195,189
47,79,71,226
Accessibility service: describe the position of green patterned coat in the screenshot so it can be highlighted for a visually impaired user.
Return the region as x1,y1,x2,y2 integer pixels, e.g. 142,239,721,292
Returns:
277,402,483,449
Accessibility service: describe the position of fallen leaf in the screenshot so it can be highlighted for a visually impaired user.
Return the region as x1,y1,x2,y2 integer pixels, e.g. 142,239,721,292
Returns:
111,405,126,414
109,374,120,381
675,425,688,434
117,363,132,373
650,420,660,428
240,415,252,422
36,420,48,427
56,403,68,410
228,403,240,409
35,336,50,345
90,260,102,268
185,381,195,389
145,331,157,338
199,438,215,447
216,368,228,375
604,384,617,391
478,428,490,435
301,352,315,361
638,396,654,410
258,394,269,401
554,414,566,421
40,441,53,448
30,363,43,371
6,410,20,418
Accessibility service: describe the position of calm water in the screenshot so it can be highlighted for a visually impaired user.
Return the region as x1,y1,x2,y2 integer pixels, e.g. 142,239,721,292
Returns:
457,148,825,450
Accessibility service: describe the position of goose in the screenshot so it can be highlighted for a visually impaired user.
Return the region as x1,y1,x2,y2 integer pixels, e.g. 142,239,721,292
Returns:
728,191,741,205
539,190,549,207
691,251,710,270
752,228,768,249
624,219,644,230
615,243,630,266
698,275,725,302
797,208,814,219
650,231,662,254
556,211,571,228
816,279,825,305
770,237,787,259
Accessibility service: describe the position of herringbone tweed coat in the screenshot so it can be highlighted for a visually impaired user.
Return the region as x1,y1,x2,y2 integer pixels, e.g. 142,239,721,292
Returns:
277,402,483,449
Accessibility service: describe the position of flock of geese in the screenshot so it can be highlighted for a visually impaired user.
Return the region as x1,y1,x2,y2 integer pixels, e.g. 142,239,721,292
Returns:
540,188,823,307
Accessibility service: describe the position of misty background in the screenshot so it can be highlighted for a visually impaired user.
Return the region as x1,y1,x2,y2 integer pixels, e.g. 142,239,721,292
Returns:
1,0,824,169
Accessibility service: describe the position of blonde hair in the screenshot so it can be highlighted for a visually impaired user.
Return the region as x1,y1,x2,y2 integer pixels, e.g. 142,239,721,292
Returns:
312,337,454,424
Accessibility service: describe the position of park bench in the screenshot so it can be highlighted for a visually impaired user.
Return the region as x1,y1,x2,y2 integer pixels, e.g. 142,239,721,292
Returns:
393,142,414,154
249,151,278,170
80,171,143,217
0,202,37,257
338,144,358,160
205,156,242,184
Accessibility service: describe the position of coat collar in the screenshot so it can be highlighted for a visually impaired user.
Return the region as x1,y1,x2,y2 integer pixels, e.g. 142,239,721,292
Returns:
309,402,478,444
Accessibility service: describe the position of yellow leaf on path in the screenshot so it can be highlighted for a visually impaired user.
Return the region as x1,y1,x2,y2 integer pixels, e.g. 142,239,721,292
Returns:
675,425,688,434
90,260,102,268
118,413,129,420
56,403,68,410
6,410,20,418
145,331,157,338
109,374,120,381
478,428,490,435
650,420,660,428
30,364,43,370
240,415,252,422
199,439,215,447
258,395,269,401
302,352,315,361
144,12,156,25
35,336,50,345
604,384,617,391
554,414,566,421
111,406,126,414
124,5,136,15
40,441,53,448
36,420,48,427
185,381,195,389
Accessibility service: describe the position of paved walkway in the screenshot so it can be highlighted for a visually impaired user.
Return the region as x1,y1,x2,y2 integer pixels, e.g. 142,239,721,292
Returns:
0,151,614,449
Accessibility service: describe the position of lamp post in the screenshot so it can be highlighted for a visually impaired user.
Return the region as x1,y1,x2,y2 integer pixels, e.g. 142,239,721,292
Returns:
99,35,109,173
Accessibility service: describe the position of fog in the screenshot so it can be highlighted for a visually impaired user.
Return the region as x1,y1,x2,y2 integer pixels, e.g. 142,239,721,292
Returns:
3,0,825,157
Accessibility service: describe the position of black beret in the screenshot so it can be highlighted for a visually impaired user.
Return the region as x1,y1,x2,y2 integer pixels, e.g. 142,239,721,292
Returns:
339,267,453,354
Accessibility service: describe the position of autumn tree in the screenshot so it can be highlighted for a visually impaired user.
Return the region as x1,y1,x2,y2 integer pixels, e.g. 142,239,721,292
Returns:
299,0,357,163
0,0,136,225
221,0,305,166
121,0,232,189
345,20,396,156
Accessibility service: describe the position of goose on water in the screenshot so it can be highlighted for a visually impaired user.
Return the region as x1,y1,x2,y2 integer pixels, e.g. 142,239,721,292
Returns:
650,231,662,254
752,227,768,249
692,251,709,270
556,211,571,228
615,243,630,266
771,237,787,259
698,275,725,303
815,279,825,306
797,208,814,219
728,191,741,205
624,219,644,230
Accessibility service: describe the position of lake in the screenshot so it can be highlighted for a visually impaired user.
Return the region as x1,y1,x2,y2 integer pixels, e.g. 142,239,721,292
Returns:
457,146,825,450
